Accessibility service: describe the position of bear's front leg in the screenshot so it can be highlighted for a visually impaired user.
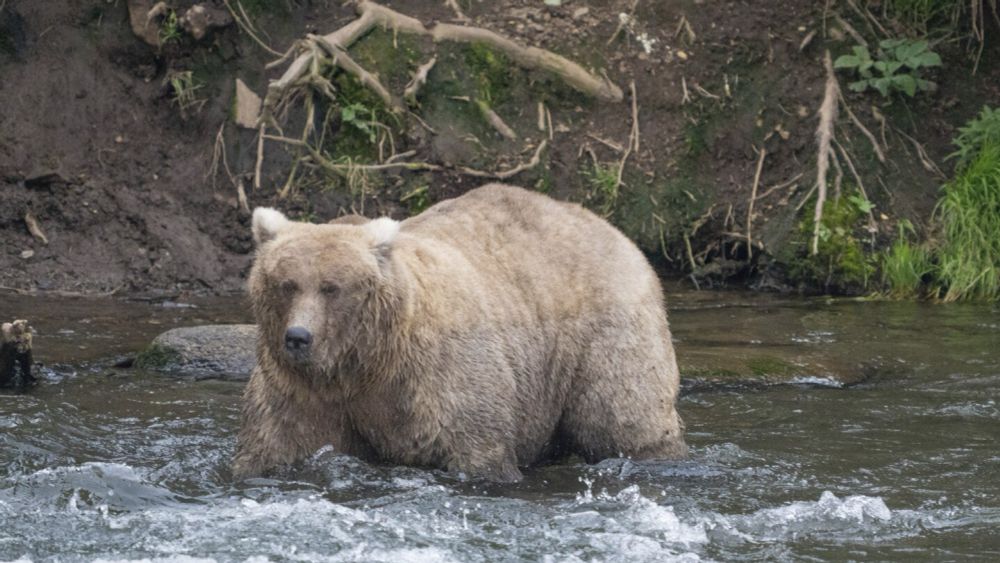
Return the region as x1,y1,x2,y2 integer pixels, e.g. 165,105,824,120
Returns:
445,443,523,483
233,366,361,478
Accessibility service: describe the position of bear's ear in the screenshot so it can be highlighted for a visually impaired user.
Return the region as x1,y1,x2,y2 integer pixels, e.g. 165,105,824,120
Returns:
363,217,400,247
252,207,290,246
363,217,399,271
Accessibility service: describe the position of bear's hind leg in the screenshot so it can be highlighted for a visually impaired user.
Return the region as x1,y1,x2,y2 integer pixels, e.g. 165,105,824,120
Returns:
561,313,687,463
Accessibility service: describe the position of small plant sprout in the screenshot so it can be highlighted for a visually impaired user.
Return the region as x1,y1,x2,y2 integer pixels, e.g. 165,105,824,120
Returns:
848,193,875,214
583,161,621,216
834,39,941,97
340,103,379,143
166,70,206,117
400,185,431,214
159,10,182,45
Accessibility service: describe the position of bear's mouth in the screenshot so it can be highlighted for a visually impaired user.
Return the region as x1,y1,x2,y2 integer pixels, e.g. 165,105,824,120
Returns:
283,348,311,366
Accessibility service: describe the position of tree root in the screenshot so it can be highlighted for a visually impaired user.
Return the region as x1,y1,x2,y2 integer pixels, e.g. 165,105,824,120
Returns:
310,34,404,113
451,96,517,140
265,0,622,114
812,51,839,256
458,140,548,179
838,92,885,164
746,147,766,261
404,57,436,107
253,0,611,196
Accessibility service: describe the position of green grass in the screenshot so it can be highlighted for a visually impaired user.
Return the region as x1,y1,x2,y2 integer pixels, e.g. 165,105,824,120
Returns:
400,184,431,214
581,161,621,216
465,42,512,104
950,106,1000,167
881,220,934,298
789,190,876,292
166,70,205,116
933,142,1000,301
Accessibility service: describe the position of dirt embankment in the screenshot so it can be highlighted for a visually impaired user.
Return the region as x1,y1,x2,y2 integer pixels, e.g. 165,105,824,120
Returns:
0,0,997,295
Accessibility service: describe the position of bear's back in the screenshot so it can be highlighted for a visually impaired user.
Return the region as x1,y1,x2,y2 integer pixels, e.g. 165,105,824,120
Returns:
400,184,661,314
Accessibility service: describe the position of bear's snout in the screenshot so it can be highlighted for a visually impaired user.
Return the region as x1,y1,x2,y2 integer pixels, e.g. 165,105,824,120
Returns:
284,326,313,357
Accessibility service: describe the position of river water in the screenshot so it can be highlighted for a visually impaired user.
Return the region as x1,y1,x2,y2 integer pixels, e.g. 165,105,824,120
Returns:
1,292,998,561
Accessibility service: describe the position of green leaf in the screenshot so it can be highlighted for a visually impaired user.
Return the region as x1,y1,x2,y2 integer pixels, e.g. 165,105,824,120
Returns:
911,51,942,68
852,45,871,61
834,55,861,69
896,41,927,61
341,105,356,122
917,79,936,92
849,80,869,92
887,61,904,74
873,61,888,74
894,74,917,97
872,77,891,97
880,38,904,50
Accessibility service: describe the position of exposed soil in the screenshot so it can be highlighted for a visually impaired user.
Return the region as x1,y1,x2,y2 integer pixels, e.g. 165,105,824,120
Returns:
1,0,997,294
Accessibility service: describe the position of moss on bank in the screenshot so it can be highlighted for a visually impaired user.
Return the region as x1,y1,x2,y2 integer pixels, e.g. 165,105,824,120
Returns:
134,344,182,370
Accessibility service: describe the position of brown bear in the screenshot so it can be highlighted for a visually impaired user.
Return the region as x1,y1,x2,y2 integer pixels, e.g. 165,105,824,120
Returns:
233,184,686,482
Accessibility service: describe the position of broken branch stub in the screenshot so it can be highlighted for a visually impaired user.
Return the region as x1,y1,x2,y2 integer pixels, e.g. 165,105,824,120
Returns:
1,320,35,391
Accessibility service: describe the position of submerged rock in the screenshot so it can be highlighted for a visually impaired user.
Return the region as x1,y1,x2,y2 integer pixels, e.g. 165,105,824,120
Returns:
137,324,256,380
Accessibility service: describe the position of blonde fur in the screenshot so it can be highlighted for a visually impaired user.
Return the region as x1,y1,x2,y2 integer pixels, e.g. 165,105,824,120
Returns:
234,184,686,482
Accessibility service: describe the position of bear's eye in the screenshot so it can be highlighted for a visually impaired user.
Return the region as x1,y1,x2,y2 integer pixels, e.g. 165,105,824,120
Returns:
320,282,340,297
279,280,299,294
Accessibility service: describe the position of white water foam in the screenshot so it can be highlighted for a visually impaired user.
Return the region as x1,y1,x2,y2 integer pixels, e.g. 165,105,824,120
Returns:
788,376,845,388
709,491,892,543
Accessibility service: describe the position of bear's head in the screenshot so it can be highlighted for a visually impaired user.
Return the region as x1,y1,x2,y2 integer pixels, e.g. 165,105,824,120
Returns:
249,208,401,377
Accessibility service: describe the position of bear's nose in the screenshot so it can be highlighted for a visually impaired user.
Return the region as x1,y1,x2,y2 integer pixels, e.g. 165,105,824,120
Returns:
284,326,312,352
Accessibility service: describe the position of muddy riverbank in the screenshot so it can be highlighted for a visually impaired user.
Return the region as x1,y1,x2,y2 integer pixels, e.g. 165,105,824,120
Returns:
2,1,997,294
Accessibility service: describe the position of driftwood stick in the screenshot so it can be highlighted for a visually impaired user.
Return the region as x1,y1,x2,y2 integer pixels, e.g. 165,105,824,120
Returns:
1,320,35,391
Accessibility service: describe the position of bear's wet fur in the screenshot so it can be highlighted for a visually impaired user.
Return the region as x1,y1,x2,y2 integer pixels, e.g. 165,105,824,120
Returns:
233,184,686,481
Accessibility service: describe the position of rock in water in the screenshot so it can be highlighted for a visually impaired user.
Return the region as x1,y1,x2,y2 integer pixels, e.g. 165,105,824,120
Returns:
137,325,256,381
